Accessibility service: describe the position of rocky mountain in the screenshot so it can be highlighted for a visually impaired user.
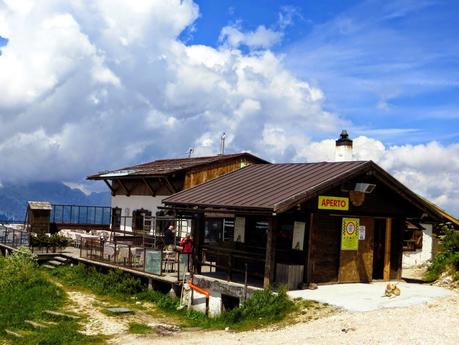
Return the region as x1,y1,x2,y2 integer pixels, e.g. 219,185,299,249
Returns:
0,181,110,221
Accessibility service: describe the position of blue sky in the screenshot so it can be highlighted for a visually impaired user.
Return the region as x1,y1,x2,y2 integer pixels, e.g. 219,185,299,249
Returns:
1,1,459,213
189,0,459,146
0,36,8,54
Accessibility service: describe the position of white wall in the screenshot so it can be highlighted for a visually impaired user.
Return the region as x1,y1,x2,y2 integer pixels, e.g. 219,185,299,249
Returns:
111,195,166,231
335,145,353,161
190,290,222,316
402,223,433,268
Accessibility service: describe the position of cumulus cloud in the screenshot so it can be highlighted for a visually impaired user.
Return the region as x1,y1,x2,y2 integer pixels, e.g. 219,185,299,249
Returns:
219,25,283,50
0,1,458,216
296,137,459,215
0,0,338,182
218,6,300,50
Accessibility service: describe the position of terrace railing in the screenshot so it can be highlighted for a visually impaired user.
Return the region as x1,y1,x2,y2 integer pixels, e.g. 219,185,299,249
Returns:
51,204,111,226
79,236,190,281
0,225,30,247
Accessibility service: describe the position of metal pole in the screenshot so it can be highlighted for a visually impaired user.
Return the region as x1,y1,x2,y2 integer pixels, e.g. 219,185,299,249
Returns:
244,263,248,301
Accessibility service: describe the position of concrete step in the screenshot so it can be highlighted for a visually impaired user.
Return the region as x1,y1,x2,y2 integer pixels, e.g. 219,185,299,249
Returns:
25,320,48,329
47,260,63,266
52,256,68,263
43,310,80,320
42,264,55,269
5,329,23,338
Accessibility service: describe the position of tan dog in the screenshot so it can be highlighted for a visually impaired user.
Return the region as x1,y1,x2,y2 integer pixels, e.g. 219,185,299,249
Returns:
385,283,401,297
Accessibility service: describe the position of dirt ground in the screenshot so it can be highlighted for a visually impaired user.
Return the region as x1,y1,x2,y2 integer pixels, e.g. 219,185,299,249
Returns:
66,287,458,345
115,293,458,345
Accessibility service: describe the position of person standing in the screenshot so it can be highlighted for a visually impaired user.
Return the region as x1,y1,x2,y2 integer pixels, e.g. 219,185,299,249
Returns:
164,225,175,250
179,235,193,271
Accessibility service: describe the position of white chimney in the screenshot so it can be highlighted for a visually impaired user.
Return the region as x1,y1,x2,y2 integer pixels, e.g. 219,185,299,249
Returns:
335,130,353,161
219,132,226,155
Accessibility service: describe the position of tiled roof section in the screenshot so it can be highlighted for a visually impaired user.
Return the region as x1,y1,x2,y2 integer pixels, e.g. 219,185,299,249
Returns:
164,161,370,212
87,153,269,179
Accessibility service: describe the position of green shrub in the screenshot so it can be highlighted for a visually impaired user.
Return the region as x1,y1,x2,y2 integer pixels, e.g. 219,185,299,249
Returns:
217,287,295,329
30,234,71,249
425,223,459,281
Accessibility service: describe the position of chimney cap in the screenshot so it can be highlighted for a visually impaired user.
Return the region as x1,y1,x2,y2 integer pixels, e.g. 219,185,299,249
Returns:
336,130,353,147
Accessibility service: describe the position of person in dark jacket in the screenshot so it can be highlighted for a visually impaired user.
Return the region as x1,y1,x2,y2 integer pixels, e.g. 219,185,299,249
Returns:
164,225,175,250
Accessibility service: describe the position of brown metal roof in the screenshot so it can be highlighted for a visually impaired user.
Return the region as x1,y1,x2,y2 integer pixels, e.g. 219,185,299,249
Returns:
163,161,371,212
87,152,269,180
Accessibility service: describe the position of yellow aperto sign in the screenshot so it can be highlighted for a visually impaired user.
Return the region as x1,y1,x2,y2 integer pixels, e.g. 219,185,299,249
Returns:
318,196,349,211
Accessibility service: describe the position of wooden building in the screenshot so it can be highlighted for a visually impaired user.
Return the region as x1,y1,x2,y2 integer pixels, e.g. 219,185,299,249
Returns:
163,161,449,289
87,153,268,231
25,201,52,234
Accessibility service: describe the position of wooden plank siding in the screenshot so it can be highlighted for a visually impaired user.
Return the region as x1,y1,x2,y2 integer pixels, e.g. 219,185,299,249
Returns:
310,214,341,283
184,158,252,190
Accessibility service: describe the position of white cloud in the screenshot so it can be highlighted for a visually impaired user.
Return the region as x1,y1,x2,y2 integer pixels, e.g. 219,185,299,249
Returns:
218,6,300,50
0,0,338,182
0,0,458,217
295,136,459,215
219,25,283,50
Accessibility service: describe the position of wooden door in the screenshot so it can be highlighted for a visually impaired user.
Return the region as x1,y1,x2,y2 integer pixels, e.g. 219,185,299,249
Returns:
310,214,341,283
338,217,374,283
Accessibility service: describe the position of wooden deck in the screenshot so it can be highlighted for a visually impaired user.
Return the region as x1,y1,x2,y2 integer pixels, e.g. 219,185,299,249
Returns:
60,247,180,285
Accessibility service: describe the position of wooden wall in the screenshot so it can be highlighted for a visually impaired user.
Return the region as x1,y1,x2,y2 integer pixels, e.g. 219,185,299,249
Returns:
28,209,51,234
184,158,254,190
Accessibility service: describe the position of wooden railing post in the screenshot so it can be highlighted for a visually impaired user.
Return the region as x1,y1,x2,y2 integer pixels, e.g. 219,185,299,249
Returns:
263,217,276,288
383,218,392,280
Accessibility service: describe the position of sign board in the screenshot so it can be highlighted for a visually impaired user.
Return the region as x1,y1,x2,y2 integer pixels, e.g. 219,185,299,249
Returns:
144,250,162,275
234,216,245,243
318,196,349,211
358,225,366,240
341,218,359,251
292,221,305,250
178,254,189,280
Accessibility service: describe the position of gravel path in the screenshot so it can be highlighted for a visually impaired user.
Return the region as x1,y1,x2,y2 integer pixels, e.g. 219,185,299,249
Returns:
114,293,459,345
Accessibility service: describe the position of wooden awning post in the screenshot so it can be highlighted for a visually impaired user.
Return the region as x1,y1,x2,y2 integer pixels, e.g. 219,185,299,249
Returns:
263,217,276,288
383,217,392,280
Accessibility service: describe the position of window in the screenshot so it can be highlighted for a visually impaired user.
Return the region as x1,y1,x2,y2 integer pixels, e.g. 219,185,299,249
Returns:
403,228,423,251
204,218,234,244
223,218,234,241
132,209,152,231
245,218,268,246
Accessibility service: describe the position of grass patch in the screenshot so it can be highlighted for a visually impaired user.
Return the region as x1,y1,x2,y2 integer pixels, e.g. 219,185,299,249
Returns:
0,248,104,345
51,264,297,331
128,322,152,334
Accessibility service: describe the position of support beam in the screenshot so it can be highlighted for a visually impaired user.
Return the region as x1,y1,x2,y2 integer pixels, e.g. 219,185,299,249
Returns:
163,177,178,194
306,213,314,283
263,217,276,288
118,179,131,197
383,217,392,280
103,179,116,196
142,178,157,197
